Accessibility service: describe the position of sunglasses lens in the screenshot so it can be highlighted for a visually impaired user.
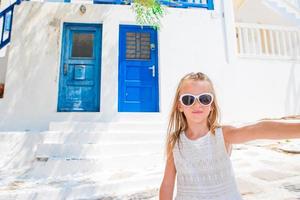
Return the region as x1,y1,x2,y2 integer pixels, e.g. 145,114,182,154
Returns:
181,95,195,106
199,94,213,105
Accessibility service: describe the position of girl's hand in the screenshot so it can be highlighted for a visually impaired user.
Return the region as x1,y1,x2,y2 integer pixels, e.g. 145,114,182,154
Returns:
222,120,300,144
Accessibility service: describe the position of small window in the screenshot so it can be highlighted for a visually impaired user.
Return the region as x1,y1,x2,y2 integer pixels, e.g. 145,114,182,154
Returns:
71,33,94,58
126,32,150,60
4,12,12,32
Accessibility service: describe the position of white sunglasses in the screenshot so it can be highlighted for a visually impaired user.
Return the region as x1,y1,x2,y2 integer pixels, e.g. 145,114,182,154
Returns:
179,93,214,107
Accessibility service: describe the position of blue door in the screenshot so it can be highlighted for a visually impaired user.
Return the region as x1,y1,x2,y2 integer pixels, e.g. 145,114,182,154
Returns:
118,25,159,112
58,23,102,112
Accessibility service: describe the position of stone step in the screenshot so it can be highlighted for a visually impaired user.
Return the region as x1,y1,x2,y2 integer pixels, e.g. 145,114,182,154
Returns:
0,172,162,200
35,142,164,159
0,143,15,153
67,174,162,199
0,131,36,142
0,131,43,169
26,153,164,178
277,142,300,154
41,130,165,144
49,121,167,132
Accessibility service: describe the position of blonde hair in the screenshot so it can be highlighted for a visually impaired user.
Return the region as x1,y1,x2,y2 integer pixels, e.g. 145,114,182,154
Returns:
166,72,221,157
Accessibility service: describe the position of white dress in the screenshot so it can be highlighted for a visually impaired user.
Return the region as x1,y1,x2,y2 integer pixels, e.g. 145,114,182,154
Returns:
173,127,243,200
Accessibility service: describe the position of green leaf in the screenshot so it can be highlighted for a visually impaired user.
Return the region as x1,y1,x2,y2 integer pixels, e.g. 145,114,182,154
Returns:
132,0,165,29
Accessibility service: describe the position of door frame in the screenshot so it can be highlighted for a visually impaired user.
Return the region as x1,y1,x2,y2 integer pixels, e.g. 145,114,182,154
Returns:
57,22,102,112
118,24,159,112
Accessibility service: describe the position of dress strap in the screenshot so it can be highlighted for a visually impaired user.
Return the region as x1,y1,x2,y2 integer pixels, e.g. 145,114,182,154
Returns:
214,127,229,155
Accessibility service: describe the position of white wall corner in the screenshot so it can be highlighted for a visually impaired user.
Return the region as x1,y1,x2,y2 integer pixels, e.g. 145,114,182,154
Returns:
0,46,9,84
222,0,237,64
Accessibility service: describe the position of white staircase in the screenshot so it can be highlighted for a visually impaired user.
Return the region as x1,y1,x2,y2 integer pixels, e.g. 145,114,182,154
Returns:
0,121,167,199
263,0,300,25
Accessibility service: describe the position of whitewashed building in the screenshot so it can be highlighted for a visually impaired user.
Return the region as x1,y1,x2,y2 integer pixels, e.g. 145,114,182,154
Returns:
0,0,299,131
0,0,299,198
0,0,300,130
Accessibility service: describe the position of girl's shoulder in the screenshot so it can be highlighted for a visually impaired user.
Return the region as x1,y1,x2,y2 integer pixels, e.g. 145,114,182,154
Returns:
219,125,236,135
212,126,228,138
212,125,230,135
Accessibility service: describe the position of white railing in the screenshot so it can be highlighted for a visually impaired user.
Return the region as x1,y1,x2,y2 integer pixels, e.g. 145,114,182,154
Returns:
236,23,300,60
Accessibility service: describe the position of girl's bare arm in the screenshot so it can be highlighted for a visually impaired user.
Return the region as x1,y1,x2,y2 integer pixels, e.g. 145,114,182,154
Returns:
223,121,300,144
159,153,176,200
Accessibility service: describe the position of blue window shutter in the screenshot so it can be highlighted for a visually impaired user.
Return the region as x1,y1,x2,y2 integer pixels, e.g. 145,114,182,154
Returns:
207,0,214,10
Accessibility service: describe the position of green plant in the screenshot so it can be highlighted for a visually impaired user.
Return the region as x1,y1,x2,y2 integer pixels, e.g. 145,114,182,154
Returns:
131,0,165,29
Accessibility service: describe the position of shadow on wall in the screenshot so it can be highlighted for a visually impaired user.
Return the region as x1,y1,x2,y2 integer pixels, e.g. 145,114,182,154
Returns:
286,42,300,114
0,132,44,183
0,46,9,98
286,60,300,115
0,44,10,80
0,3,122,131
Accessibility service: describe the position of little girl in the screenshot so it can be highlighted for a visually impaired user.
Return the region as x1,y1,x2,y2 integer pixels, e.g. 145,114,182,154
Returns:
159,72,300,200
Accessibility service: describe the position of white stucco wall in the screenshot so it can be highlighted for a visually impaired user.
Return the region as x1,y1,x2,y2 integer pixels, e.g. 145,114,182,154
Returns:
234,0,296,26
0,0,10,9
0,46,9,84
0,1,299,131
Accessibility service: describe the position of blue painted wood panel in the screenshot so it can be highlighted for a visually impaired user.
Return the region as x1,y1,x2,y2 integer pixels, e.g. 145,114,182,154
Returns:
0,0,20,49
58,23,102,112
118,25,159,112
93,0,214,9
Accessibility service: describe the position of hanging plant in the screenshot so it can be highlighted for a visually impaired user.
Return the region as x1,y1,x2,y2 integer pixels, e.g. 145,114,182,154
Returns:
131,0,165,29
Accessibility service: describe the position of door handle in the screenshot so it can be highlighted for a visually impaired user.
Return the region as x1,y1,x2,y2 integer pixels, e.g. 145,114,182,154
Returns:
63,64,68,75
148,65,155,77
